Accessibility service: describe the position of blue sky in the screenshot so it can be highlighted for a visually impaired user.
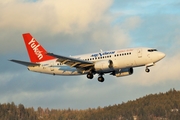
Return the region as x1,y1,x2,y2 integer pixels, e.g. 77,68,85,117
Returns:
0,0,180,109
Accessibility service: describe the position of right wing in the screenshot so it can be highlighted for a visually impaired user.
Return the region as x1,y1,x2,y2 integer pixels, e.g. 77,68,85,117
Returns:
10,59,40,66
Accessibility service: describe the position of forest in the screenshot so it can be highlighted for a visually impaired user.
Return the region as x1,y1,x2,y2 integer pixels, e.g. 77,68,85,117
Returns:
1,88,180,120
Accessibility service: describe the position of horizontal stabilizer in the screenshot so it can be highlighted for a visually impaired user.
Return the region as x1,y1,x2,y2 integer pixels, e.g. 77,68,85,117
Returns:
10,59,40,66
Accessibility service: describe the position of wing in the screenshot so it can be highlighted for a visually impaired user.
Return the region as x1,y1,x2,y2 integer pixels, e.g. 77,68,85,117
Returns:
10,59,40,66
47,53,94,69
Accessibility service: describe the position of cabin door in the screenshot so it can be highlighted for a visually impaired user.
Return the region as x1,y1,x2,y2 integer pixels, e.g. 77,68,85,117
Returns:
137,49,142,58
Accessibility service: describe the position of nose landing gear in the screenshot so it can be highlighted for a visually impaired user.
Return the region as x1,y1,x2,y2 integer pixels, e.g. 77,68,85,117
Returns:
145,63,154,73
145,67,150,73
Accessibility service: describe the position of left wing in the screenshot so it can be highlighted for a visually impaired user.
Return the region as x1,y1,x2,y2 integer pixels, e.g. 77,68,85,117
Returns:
47,53,94,69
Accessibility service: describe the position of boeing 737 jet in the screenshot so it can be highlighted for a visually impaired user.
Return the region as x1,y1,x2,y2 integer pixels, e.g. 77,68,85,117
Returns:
10,33,165,82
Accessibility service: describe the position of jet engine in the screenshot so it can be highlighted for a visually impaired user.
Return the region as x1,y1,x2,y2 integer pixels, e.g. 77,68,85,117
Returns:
114,68,133,77
94,60,113,72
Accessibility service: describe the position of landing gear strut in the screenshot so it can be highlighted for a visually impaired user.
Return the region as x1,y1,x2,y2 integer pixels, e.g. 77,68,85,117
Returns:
145,67,150,73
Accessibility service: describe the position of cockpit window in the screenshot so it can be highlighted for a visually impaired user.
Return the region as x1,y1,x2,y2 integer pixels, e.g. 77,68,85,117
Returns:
148,49,157,52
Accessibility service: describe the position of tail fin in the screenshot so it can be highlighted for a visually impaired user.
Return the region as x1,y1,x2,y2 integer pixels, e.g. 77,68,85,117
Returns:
23,33,55,63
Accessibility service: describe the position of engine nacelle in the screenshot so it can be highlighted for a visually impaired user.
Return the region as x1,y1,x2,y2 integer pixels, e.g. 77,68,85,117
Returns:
94,60,113,72
114,68,133,77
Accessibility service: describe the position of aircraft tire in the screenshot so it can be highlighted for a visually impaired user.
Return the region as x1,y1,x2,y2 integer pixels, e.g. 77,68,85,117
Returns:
98,76,104,82
87,73,93,79
145,68,150,73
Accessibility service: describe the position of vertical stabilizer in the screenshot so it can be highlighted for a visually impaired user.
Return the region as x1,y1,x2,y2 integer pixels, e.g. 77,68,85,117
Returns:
23,33,55,63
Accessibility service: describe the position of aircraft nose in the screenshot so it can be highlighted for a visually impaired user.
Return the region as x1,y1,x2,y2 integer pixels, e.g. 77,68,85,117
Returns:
158,52,166,59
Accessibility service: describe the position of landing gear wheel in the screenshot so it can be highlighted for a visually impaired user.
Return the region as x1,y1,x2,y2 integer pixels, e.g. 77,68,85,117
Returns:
98,76,104,82
145,68,150,73
87,73,93,79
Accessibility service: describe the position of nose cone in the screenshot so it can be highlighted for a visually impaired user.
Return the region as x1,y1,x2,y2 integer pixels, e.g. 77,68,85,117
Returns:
158,52,166,60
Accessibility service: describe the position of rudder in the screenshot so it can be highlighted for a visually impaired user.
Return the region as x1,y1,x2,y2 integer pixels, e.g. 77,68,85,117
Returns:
23,33,55,63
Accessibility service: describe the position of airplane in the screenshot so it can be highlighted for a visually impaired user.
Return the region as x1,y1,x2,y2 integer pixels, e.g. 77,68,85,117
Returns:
10,33,165,82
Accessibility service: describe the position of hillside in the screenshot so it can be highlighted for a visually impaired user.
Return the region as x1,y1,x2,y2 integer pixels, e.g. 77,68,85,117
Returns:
1,88,180,120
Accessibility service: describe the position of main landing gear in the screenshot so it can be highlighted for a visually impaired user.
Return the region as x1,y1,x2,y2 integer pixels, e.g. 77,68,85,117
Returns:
87,73,93,79
98,75,104,82
87,73,105,82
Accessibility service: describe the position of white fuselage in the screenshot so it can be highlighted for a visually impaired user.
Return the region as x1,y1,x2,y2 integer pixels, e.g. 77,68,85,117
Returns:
28,47,165,76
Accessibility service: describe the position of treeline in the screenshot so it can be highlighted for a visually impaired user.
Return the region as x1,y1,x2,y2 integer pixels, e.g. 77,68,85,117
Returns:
1,88,180,120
